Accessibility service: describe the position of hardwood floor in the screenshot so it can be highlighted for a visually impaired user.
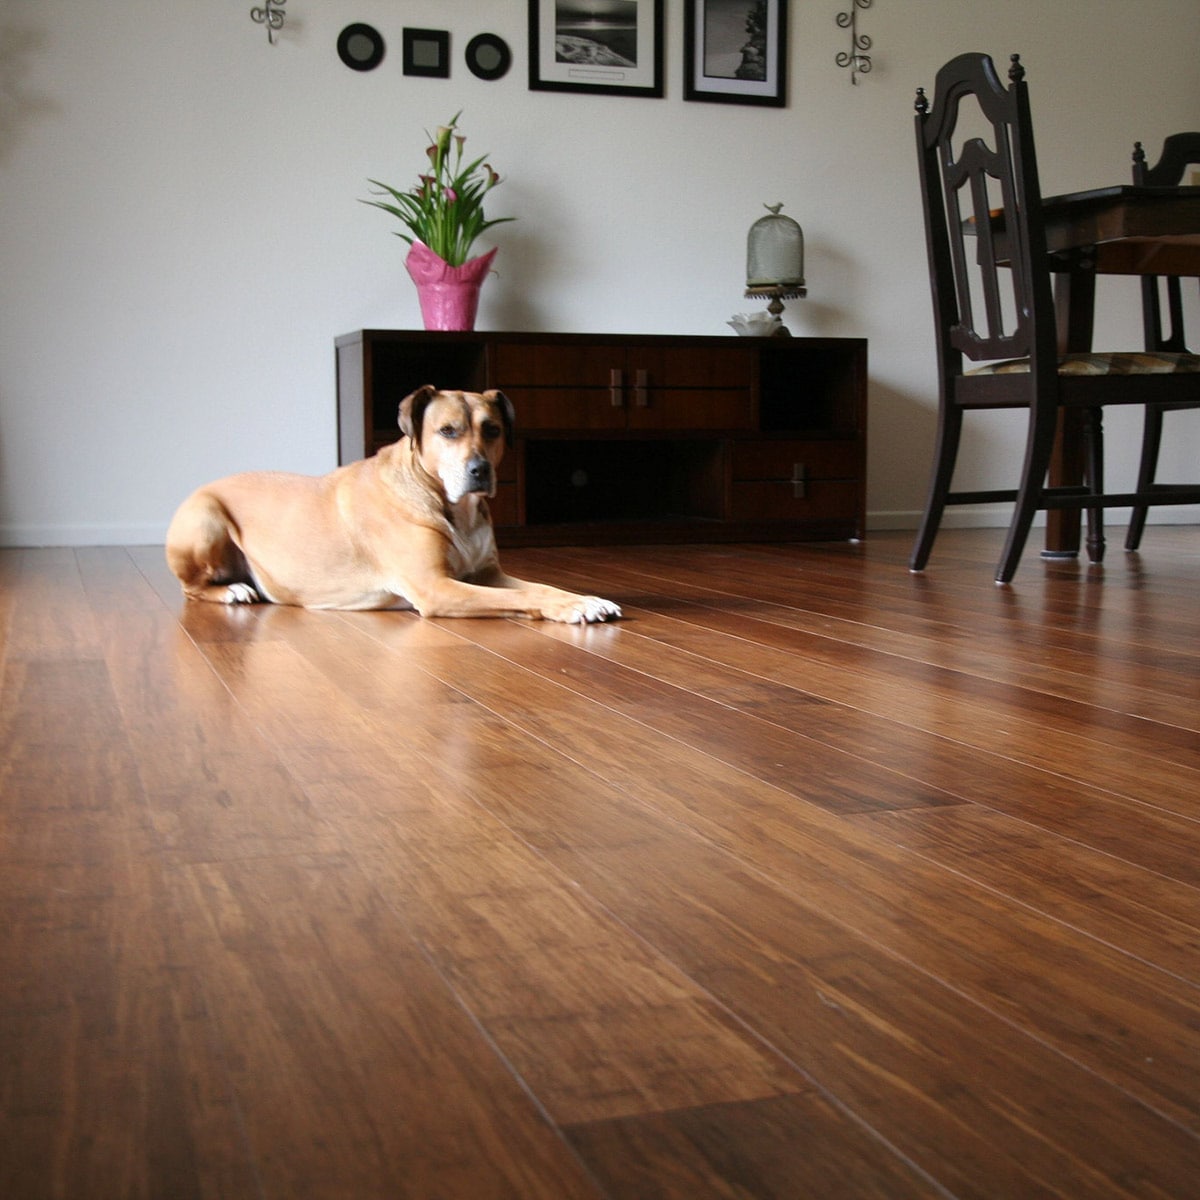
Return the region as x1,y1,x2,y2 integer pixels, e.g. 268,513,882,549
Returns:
2,527,1198,1198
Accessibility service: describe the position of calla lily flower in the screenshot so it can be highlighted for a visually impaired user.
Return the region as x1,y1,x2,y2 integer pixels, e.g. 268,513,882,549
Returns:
362,111,515,267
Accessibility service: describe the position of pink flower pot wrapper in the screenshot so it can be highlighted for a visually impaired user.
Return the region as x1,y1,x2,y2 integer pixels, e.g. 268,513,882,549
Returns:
405,242,498,331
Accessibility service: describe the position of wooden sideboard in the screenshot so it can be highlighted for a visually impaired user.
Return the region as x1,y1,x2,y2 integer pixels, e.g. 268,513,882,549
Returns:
335,330,867,547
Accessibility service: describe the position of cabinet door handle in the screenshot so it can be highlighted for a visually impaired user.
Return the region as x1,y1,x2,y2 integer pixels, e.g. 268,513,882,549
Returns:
633,368,649,407
792,463,808,499
610,368,624,407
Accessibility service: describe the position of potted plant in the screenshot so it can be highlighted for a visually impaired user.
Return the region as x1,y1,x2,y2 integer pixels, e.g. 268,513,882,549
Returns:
362,112,514,331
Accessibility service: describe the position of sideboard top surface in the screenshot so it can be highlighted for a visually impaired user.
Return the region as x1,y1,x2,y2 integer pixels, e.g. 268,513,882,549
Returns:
336,329,867,351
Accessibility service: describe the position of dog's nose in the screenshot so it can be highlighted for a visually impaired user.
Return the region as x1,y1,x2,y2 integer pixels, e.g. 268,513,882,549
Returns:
466,456,493,489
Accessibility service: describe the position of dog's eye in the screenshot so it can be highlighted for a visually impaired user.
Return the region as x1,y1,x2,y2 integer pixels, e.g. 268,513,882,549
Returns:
481,421,503,441
438,425,461,440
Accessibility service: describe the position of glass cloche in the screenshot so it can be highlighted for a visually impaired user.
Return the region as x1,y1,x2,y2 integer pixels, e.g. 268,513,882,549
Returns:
746,203,804,288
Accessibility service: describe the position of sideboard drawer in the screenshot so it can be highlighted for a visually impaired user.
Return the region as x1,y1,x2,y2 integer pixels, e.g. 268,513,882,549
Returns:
494,340,754,432
493,342,621,387
730,478,861,522
492,341,752,389
731,439,860,481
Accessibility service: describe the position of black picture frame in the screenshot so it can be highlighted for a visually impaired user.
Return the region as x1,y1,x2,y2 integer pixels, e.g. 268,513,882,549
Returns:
403,28,450,79
684,0,787,106
465,33,512,82
528,0,664,98
337,23,385,72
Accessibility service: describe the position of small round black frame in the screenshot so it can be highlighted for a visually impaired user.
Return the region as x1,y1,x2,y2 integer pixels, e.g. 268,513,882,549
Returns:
337,23,385,72
465,33,512,82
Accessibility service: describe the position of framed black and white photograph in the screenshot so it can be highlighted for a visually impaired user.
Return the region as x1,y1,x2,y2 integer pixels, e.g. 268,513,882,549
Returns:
684,0,787,106
528,0,664,98
403,28,450,79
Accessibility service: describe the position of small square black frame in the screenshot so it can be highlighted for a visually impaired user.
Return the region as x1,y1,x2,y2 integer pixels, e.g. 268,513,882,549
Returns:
403,28,450,79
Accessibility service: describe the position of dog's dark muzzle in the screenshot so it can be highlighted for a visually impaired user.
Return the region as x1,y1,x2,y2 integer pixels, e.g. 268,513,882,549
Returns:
466,455,495,493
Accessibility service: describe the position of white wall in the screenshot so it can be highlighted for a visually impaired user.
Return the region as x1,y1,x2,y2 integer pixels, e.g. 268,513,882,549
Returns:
1,0,1197,544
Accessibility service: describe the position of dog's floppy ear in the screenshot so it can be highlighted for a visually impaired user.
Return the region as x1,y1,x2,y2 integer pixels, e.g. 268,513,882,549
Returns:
485,389,516,448
398,385,438,447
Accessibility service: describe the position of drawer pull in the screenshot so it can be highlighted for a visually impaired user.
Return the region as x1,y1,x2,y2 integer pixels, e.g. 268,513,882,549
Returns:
792,463,807,499
633,368,649,407
610,368,624,406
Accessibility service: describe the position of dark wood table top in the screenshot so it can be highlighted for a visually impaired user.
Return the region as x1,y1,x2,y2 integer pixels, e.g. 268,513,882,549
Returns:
1001,184,1200,275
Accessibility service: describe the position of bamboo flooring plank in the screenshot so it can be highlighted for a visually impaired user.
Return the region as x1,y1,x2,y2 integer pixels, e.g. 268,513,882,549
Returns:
428,620,965,818
378,627,1200,1133
523,606,1200,878
353,804,805,1126
16,550,602,1197
7,532,1199,1197
611,529,1200,618
564,1094,946,1200
168,851,606,1200
518,543,1200,725
189,622,812,1129
520,535,1200,689
464,624,1200,966
858,806,1200,985
74,548,345,866
841,526,1200,606
497,803,1200,1199
0,548,19,670
2,547,104,664
507,552,1200,795
127,543,216,615
191,608,471,812
448,613,1200,884
419,730,1200,1198
639,534,1200,678
0,653,256,1198
192,600,1185,1190
74,546,169,616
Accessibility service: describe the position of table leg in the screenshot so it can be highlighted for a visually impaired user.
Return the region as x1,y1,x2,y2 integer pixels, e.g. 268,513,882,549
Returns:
1045,259,1097,556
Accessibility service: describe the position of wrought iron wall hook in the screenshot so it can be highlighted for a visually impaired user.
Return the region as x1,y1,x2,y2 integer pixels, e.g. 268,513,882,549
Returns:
250,0,287,45
835,0,872,84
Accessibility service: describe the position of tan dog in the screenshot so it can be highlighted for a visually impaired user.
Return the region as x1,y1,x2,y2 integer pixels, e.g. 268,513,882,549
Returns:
165,386,621,623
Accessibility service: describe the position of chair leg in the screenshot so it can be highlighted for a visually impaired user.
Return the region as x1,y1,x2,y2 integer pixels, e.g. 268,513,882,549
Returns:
995,399,1060,584
1084,408,1106,564
1124,405,1164,551
909,405,963,572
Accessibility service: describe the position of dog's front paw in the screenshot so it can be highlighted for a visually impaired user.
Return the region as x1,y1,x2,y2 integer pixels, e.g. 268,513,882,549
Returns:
564,596,622,625
224,582,260,605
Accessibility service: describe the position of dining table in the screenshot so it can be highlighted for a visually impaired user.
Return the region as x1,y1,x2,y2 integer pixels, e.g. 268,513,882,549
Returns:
1025,183,1200,555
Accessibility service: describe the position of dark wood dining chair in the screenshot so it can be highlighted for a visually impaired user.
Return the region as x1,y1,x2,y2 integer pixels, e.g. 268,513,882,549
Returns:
1124,132,1200,551
909,52,1200,583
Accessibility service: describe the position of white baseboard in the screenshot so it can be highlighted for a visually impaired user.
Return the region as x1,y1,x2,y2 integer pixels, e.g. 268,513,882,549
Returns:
0,523,166,548
866,505,1200,532
2,508,1196,547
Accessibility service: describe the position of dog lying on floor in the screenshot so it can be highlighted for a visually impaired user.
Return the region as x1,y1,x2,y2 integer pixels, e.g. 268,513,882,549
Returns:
165,385,621,623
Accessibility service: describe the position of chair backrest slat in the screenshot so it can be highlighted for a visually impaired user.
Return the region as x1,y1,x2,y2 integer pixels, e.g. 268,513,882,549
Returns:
1132,133,1200,354
915,53,1056,373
